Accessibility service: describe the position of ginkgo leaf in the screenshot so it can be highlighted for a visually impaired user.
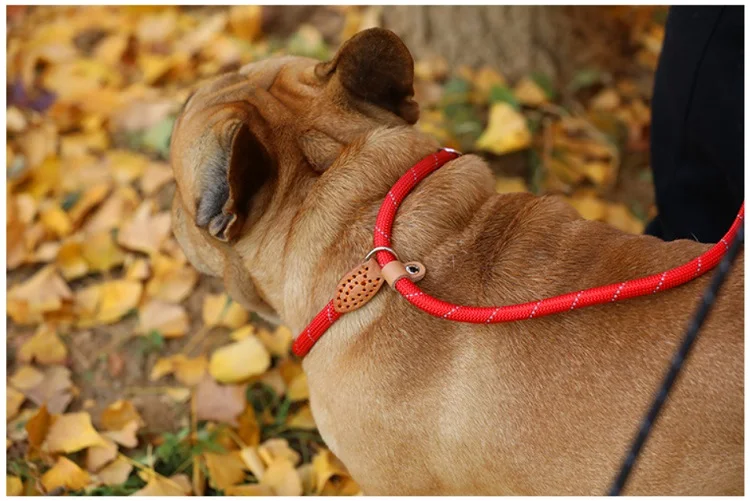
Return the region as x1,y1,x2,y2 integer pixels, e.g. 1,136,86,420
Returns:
239,447,266,480
24,366,74,414
25,405,51,450
117,201,171,255
260,458,303,496
149,355,207,386
287,372,309,402
7,475,23,496
194,377,246,426
145,253,198,303
204,451,248,491
41,457,91,493
225,483,273,496
56,239,89,279
312,449,352,495
79,279,142,325
7,265,73,324
258,438,301,467
9,365,44,391
102,420,139,448
18,324,67,365
237,405,261,447
495,177,529,194
513,76,549,106
140,161,174,195
202,293,249,329
81,230,125,273
257,325,292,356
475,102,532,155
228,5,263,41
229,324,255,341
96,456,133,486
44,411,105,453
137,300,189,338
133,473,191,496
209,336,270,384
100,400,143,431
7,387,25,421
86,437,119,472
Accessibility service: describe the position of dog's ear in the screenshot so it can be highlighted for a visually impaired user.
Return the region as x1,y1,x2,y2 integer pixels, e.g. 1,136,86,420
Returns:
195,123,274,243
315,28,419,124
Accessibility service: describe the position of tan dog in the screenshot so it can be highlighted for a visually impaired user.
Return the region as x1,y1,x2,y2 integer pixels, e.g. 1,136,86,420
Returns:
170,28,743,495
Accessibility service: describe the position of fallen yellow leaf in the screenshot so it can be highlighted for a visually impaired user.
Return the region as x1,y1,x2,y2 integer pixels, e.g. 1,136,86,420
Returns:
203,293,249,329
56,239,90,280
39,204,73,238
9,365,44,391
209,336,271,383
102,420,139,448
7,265,73,325
7,387,25,420
44,412,104,453
25,405,51,449
258,438,301,467
514,76,549,106
18,324,68,365
287,373,309,402
230,324,255,341
96,456,133,486
261,458,302,496
81,230,125,273
495,177,529,194
133,473,191,496
7,475,23,496
228,5,263,42
86,438,118,472
239,447,266,480
225,484,273,496
475,102,532,155
257,325,292,356
204,451,248,491
145,253,198,302
138,300,189,338
117,201,171,255
287,405,317,430
96,279,143,324
101,400,143,431
312,449,352,495
41,456,91,493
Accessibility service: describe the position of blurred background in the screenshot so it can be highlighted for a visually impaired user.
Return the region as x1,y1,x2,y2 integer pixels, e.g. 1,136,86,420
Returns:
6,5,666,496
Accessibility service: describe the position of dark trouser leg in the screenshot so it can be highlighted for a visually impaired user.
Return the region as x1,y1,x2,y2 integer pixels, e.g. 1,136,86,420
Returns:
647,6,744,243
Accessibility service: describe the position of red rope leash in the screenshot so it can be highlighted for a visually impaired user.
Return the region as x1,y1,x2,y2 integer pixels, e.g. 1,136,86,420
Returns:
293,148,744,357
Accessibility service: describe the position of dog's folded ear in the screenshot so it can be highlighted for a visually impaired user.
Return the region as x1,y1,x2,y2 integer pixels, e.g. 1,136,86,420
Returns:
315,28,419,124
195,123,274,243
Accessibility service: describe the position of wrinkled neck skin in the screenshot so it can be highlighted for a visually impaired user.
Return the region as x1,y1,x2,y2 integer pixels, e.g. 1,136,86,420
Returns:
234,125,441,335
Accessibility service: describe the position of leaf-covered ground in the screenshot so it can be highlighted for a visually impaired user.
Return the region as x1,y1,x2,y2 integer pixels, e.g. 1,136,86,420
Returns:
6,5,666,496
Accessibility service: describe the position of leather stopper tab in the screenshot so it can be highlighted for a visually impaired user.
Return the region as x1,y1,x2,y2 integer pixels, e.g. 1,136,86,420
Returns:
333,258,384,313
382,260,427,287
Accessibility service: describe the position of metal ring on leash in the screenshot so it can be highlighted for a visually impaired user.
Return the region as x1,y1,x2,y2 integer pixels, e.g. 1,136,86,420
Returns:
364,246,399,262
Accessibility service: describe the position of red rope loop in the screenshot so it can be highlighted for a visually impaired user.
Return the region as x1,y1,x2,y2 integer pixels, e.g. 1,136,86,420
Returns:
374,148,745,324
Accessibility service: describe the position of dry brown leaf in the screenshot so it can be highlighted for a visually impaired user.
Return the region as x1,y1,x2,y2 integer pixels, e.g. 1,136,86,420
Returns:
18,324,68,365
138,300,189,338
117,201,171,255
24,366,74,414
202,293,249,329
194,376,246,426
86,437,118,472
140,162,174,195
204,451,248,491
45,411,105,453
7,265,73,324
260,458,303,496
7,387,25,421
209,335,271,384
96,456,133,486
102,420,140,448
41,457,91,493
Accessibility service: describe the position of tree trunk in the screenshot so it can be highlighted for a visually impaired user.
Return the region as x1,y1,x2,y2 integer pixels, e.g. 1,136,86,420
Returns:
382,6,627,84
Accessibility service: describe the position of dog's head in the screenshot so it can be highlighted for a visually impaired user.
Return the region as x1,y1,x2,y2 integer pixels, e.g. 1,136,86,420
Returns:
170,28,418,318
